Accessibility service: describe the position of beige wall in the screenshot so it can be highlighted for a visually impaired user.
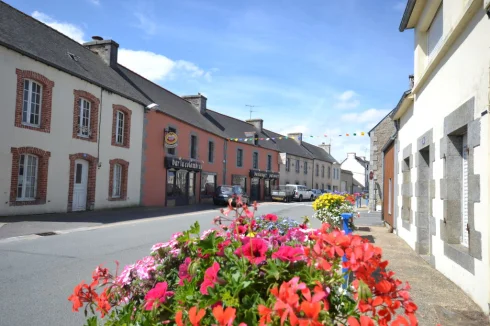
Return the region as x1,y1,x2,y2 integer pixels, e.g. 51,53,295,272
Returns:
279,154,313,187
0,46,144,215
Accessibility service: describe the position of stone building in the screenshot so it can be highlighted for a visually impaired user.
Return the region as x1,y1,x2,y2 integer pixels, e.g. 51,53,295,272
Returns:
368,110,396,211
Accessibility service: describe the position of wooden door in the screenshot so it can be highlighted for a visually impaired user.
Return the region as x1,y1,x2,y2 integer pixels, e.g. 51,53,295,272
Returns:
383,143,395,226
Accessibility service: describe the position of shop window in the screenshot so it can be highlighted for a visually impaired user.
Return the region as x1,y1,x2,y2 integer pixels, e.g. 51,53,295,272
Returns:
232,175,247,192
189,172,195,197
201,172,217,196
167,170,176,197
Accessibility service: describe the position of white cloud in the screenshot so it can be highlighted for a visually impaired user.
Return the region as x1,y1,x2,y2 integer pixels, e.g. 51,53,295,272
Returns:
341,108,390,129
134,12,158,36
335,90,360,109
118,49,212,82
32,11,86,43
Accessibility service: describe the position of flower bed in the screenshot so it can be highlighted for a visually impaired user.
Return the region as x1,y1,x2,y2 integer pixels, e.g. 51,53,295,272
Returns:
69,198,418,326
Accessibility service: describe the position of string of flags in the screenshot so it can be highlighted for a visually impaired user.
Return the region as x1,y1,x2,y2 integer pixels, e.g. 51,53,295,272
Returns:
228,132,366,142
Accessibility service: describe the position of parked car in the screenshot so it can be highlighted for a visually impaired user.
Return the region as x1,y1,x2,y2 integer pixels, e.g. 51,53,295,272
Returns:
286,184,313,202
271,185,295,202
311,189,323,200
213,185,249,206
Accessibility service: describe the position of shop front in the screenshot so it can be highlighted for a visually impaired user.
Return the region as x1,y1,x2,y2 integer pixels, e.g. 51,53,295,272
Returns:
165,157,202,207
249,170,280,201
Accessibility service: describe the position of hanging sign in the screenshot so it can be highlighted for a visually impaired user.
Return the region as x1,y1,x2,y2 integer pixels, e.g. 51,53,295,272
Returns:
164,132,178,148
267,172,280,179
249,170,268,178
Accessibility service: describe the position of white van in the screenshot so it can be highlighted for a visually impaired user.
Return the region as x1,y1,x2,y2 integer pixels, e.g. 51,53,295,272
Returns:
286,184,313,202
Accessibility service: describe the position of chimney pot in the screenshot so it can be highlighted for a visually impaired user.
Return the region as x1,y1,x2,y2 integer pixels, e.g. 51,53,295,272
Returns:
246,119,264,132
319,143,331,154
182,94,207,114
83,38,119,69
287,133,303,145
92,36,103,41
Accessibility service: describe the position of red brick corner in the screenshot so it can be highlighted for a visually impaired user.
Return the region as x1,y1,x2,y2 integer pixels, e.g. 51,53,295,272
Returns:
72,90,100,142
111,105,132,148
108,159,129,201
9,146,51,206
15,69,55,133
67,153,98,212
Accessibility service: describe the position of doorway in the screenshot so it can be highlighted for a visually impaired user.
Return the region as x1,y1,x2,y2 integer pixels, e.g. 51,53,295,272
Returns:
383,143,395,227
72,159,89,211
251,177,260,201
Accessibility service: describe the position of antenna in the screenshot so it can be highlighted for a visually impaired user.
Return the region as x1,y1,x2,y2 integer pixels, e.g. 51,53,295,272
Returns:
245,105,258,119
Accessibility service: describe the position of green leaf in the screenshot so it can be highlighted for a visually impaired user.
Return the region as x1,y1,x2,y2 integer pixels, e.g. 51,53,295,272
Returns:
190,221,200,235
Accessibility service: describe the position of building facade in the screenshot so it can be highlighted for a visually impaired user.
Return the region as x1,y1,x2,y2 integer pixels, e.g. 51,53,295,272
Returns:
368,111,396,211
340,153,369,193
0,4,148,216
390,0,490,313
340,169,354,193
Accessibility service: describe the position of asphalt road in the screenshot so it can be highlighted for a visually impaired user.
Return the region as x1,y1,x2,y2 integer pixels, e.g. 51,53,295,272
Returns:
0,203,381,326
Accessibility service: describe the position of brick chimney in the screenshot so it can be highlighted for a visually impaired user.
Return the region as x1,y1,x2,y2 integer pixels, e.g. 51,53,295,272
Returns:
287,133,302,145
319,142,331,154
246,119,263,132
182,93,207,114
83,36,119,69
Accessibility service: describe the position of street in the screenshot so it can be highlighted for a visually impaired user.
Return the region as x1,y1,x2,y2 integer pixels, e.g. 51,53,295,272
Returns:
0,202,352,326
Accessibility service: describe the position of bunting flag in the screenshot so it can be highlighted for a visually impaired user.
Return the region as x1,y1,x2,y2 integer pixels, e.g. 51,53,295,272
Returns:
228,131,366,142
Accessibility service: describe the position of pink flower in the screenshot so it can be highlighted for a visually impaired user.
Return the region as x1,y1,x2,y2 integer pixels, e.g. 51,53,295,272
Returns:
264,214,278,222
217,239,231,257
235,238,268,264
272,246,306,262
144,282,174,311
178,257,192,286
200,262,220,295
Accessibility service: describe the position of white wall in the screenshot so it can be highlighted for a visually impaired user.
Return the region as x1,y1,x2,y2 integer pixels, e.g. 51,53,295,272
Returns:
396,6,490,313
0,46,144,215
341,154,366,188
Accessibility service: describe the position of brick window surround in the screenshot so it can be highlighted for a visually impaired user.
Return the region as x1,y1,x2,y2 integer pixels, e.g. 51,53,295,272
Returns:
67,153,98,212
9,147,51,206
111,105,132,148
72,90,100,142
108,159,129,201
15,69,55,133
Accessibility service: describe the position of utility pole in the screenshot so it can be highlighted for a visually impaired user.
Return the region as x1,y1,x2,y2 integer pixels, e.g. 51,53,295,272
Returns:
245,105,258,119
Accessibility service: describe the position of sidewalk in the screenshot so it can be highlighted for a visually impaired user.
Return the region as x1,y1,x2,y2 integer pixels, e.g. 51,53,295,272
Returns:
0,204,220,240
356,226,489,326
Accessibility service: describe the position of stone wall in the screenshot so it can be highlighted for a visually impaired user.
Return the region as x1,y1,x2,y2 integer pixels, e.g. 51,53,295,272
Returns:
369,114,396,210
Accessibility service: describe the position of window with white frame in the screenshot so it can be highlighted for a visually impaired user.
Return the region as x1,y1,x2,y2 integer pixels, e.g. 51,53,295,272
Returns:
427,4,443,60
22,79,42,126
116,111,125,144
78,98,91,137
17,154,38,200
112,163,122,198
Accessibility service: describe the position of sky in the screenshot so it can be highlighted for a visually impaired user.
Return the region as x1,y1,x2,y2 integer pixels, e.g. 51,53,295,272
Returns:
8,0,413,162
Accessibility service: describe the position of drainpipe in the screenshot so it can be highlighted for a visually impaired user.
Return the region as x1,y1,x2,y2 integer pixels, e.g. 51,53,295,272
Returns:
97,88,103,166
223,140,227,184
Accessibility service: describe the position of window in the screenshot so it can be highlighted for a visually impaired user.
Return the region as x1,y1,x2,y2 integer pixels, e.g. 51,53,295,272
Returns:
321,165,325,178
321,183,324,190
167,127,176,155
286,158,290,171
316,164,319,177
328,185,331,190
304,162,307,174
267,155,272,171
388,178,392,215
189,172,195,197
112,105,132,148
237,149,243,167
116,111,125,145
295,159,300,173
208,141,214,163
112,164,122,198
427,4,443,60
316,183,318,189
167,170,176,197
17,154,38,200
191,135,198,159
461,133,469,247
328,166,331,179
78,98,91,137
232,175,247,192
201,173,217,196
22,80,42,126
253,152,259,169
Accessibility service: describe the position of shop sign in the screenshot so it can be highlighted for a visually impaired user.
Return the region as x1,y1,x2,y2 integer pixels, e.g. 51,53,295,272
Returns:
164,132,178,148
267,172,280,179
249,170,268,178
165,157,202,171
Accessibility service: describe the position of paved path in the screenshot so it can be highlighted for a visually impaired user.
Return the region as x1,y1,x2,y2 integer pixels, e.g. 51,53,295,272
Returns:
356,226,489,326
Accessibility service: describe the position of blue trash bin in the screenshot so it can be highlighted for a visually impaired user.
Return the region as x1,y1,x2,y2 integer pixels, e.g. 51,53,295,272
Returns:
341,213,353,287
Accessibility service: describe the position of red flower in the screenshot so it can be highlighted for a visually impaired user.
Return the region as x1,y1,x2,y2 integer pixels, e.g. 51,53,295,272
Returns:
92,265,111,284
258,305,273,326
144,282,174,311
189,306,206,326
264,214,278,222
68,280,99,312
272,246,306,262
212,305,236,326
347,316,375,326
95,290,111,318
176,311,184,326
235,238,268,264
178,257,192,286
200,262,220,295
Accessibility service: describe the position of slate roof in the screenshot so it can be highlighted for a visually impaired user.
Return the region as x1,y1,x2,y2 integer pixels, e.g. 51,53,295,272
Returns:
262,129,314,158
0,1,150,106
301,141,338,163
206,110,280,151
117,65,228,138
